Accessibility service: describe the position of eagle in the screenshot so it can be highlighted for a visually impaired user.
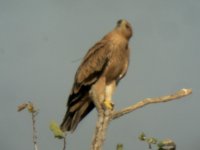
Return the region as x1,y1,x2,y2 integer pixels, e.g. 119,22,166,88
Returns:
60,19,133,132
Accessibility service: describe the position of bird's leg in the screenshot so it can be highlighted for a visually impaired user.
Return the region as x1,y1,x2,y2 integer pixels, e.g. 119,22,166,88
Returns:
103,81,116,110
90,77,106,112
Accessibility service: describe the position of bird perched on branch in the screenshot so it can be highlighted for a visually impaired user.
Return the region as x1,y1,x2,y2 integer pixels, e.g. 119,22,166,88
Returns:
60,19,133,132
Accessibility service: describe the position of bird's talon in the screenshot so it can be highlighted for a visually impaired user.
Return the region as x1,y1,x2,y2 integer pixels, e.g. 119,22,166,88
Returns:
103,100,114,110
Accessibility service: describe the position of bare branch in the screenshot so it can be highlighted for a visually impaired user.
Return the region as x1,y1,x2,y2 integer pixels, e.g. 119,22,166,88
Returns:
112,88,192,120
30,104,39,150
18,102,39,150
91,110,112,150
91,88,192,150
63,136,66,150
91,87,113,150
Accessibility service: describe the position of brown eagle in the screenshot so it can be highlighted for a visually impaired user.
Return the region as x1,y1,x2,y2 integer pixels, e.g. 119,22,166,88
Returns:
60,19,133,132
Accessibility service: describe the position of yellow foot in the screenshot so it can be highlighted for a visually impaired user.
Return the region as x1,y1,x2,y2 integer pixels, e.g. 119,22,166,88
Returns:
103,99,114,110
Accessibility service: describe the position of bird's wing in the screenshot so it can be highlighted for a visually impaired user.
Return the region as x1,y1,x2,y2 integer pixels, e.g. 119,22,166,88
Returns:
68,39,111,105
73,40,110,92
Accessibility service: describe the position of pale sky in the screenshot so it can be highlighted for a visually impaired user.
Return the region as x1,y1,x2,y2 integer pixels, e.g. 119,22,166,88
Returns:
0,0,200,150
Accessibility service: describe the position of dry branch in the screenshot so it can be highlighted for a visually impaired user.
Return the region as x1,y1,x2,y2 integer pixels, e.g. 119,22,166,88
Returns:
91,88,192,150
112,88,192,119
17,102,39,150
32,111,38,150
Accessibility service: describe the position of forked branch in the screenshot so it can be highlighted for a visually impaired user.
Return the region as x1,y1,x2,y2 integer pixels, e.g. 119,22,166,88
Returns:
91,88,192,150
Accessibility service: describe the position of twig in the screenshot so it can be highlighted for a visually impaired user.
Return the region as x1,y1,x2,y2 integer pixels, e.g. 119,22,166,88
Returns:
27,102,39,150
32,111,38,150
139,132,177,150
63,136,66,150
91,88,192,150
112,88,192,119
18,102,39,150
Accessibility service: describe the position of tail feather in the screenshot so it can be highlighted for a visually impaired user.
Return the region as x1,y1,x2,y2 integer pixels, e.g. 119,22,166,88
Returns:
60,97,94,132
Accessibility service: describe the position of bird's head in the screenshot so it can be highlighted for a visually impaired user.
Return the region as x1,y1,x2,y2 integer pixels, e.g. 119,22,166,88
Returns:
115,19,133,40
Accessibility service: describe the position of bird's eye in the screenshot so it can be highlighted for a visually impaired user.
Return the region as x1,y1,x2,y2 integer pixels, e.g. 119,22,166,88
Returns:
117,20,122,26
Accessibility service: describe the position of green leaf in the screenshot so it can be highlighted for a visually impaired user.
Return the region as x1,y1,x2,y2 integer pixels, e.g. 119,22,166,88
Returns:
138,132,146,141
116,144,123,150
49,120,65,139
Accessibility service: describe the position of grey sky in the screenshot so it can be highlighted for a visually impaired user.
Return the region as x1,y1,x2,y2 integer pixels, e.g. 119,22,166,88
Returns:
0,0,200,150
